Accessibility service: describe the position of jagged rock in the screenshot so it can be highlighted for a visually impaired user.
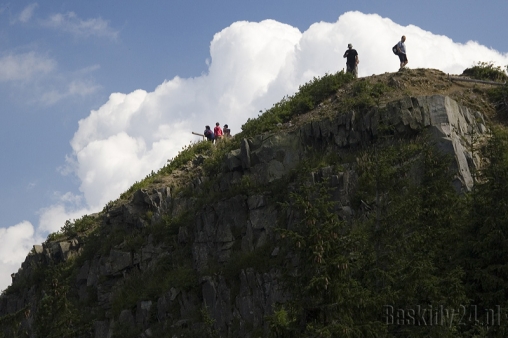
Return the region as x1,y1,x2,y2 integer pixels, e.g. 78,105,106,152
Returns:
201,275,233,334
249,207,277,231
255,231,267,249
240,95,484,192
340,206,354,220
94,320,110,338
33,245,43,254
76,260,90,284
193,196,248,271
219,171,243,191
248,133,301,184
234,268,287,335
178,290,200,319
0,88,491,337
226,149,243,171
271,247,280,257
118,309,135,326
156,288,182,323
241,221,254,253
136,300,152,328
178,226,190,244
46,241,74,262
106,250,132,275
247,195,266,209
240,138,251,169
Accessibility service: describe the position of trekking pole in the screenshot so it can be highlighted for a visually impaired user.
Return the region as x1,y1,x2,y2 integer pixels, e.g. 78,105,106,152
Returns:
192,132,205,140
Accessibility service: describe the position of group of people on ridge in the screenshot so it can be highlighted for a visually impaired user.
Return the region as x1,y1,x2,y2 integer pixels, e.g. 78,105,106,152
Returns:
202,36,408,144
204,122,231,143
342,35,408,77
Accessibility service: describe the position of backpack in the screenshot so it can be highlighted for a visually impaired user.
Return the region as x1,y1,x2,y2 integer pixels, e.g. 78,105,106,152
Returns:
392,44,399,55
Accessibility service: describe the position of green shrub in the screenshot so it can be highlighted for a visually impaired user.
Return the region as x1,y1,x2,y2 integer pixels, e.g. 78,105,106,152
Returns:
462,61,508,82
462,127,508,336
488,83,508,115
239,71,354,138
118,136,240,203
159,140,214,176
340,79,391,113
46,214,98,242
271,133,470,337
201,137,239,175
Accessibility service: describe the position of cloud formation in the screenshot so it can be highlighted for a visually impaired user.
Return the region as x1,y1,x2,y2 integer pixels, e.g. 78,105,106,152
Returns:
0,221,42,293
40,79,101,105
42,11,119,40
0,52,55,82
2,11,508,292
18,3,38,23
0,51,100,105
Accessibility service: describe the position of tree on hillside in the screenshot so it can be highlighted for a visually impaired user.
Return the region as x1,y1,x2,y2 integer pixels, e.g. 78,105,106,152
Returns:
463,128,508,336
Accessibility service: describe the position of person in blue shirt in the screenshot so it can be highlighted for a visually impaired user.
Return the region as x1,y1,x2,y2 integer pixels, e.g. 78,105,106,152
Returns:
204,125,215,143
397,35,408,70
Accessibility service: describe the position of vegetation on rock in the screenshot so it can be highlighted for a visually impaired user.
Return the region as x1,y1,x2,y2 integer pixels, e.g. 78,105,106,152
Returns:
461,61,508,82
2,64,508,337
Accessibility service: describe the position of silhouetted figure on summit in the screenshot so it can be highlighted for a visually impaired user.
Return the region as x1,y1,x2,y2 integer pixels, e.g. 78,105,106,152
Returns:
214,122,223,142
396,35,408,70
204,125,215,143
223,124,231,137
343,43,359,78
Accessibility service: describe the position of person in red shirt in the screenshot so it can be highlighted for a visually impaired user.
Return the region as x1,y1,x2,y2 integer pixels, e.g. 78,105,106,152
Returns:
214,122,223,141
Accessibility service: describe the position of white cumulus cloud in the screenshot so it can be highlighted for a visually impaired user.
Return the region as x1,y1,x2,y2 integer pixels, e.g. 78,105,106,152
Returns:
0,221,41,293
0,221,36,265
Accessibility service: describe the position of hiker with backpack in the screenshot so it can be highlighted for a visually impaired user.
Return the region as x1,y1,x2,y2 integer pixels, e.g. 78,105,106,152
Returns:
204,125,215,143
393,35,408,70
343,43,359,78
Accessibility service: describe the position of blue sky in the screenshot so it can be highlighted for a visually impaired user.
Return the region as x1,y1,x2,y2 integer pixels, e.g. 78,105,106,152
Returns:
1,0,507,291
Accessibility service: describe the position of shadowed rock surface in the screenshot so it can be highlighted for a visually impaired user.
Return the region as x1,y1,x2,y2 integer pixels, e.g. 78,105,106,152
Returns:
0,69,499,337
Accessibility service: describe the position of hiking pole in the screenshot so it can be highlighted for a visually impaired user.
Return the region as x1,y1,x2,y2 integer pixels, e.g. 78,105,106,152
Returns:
192,132,205,140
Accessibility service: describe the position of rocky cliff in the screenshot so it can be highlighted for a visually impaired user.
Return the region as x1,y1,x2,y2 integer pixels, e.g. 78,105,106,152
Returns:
0,68,501,337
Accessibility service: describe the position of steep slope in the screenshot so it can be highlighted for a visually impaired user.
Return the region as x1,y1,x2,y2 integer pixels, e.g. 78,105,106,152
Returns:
1,68,507,337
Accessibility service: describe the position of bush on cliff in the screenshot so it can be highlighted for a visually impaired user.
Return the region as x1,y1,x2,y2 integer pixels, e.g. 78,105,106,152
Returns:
239,71,354,137
462,61,508,82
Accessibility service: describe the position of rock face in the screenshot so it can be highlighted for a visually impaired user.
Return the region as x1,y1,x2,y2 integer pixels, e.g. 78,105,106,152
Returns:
239,95,484,191
0,95,487,337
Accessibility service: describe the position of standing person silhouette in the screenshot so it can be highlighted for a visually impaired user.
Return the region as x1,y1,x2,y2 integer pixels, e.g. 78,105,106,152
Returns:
214,122,223,142
223,124,231,137
343,43,359,78
204,125,215,143
397,35,408,70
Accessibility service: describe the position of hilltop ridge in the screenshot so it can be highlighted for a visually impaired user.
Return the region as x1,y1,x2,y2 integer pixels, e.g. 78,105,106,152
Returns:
283,68,496,129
